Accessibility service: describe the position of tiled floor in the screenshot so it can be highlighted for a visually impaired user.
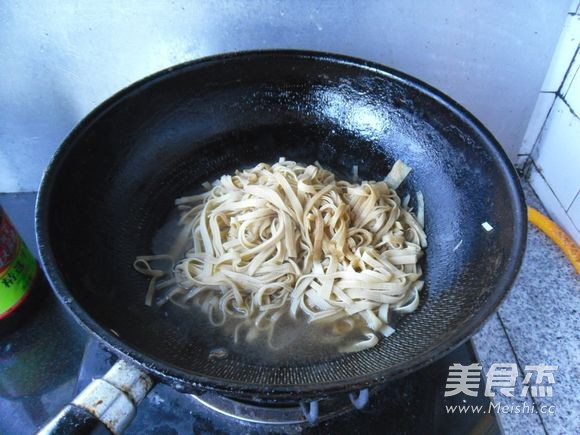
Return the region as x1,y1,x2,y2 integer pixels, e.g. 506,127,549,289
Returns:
472,182,580,435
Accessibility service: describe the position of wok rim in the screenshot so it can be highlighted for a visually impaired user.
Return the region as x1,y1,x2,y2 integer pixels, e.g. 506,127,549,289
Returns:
35,49,527,398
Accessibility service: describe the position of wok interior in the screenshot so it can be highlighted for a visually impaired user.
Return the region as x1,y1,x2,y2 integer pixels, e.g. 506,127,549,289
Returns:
44,53,522,394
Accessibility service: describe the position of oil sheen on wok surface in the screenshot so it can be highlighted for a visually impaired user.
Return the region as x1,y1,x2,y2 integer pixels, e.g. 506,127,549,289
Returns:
139,159,426,364
44,54,523,388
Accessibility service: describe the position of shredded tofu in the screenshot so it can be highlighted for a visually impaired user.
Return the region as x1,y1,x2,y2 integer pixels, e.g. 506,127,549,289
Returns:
135,159,426,353
384,160,412,189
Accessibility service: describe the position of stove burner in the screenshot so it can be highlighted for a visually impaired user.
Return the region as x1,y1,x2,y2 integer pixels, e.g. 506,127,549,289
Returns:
74,339,499,433
191,389,369,425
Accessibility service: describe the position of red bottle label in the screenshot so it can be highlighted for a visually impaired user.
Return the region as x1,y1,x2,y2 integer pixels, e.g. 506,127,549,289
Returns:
0,213,37,319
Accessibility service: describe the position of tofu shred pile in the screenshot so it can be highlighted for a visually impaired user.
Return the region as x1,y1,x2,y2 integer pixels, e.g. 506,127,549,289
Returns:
134,158,426,353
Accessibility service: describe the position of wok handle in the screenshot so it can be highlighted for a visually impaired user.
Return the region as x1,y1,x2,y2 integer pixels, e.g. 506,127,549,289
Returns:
38,360,154,435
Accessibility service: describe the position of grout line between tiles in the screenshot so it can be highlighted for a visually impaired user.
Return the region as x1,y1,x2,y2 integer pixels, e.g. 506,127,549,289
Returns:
521,157,534,178
529,89,564,156
530,161,572,214
573,217,580,233
567,190,580,212
556,45,579,96
531,169,580,235
522,92,558,157
495,313,549,435
562,58,580,96
558,95,579,119
528,98,557,159
530,44,577,159
570,209,580,233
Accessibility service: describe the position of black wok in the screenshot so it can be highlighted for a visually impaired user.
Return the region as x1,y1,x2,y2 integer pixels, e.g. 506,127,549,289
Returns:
36,50,526,432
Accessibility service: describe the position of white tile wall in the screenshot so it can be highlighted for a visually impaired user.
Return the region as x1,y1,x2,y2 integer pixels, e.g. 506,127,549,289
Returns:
564,58,580,111
541,15,579,92
568,193,580,230
530,167,580,244
522,7,580,244
521,14,578,168
532,97,580,209
518,92,556,160
560,48,579,96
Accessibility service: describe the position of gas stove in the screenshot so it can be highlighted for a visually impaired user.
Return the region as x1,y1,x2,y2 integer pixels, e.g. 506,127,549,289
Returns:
75,335,500,434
